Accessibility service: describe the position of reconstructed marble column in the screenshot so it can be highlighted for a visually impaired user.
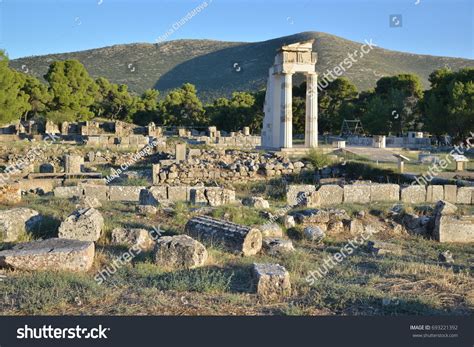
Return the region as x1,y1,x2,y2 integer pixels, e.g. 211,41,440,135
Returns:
305,72,318,148
280,72,293,148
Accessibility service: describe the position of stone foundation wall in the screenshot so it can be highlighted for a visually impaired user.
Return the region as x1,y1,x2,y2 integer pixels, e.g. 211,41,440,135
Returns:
288,183,474,206
53,184,235,205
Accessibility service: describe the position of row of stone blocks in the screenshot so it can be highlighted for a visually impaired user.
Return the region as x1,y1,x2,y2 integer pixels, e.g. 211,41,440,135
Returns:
287,183,474,206
54,184,235,206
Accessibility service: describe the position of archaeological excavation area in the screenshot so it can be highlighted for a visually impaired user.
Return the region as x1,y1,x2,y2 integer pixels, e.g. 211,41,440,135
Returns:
0,117,472,316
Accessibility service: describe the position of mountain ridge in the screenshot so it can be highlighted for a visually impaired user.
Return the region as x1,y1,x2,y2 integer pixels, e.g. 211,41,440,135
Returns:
10,31,474,101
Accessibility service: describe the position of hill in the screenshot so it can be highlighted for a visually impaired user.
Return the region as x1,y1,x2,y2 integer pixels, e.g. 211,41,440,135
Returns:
10,32,474,101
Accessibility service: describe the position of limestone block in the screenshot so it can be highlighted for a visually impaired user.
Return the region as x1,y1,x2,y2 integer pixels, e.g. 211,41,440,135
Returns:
0,208,42,242
242,197,270,209
109,186,144,202
58,208,104,242
258,223,283,238
0,184,22,205
344,184,371,204
111,228,155,251
81,184,108,201
303,226,326,241
139,186,168,205
185,215,262,256
262,238,294,255
252,263,291,301
370,184,400,202
168,186,188,201
426,185,444,203
286,185,315,206
433,200,474,243
53,186,82,199
456,187,474,205
444,185,457,203
0,238,94,272
317,185,343,206
401,185,426,204
154,235,207,269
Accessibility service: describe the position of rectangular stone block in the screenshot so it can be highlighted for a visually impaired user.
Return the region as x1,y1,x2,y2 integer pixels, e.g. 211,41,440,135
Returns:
370,184,400,202
286,185,316,206
81,184,108,201
401,185,426,204
426,185,444,203
175,143,187,162
109,186,144,202
317,185,343,206
53,186,82,199
444,185,457,203
344,184,371,204
168,186,188,201
435,215,474,243
456,187,474,205
0,238,94,272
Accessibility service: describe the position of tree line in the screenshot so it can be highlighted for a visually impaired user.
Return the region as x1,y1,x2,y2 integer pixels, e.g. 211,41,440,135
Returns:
1,50,472,139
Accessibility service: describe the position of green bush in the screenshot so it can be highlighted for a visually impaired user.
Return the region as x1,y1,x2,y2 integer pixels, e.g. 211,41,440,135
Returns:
305,149,331,169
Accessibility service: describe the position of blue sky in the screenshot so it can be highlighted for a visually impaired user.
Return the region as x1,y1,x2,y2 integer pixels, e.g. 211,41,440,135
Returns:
0,0,473,59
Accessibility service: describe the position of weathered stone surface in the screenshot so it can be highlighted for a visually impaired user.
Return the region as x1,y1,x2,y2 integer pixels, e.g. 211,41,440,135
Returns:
136,205,158,215
343,218,364,235
370,184,400,202
402,213,431,236
204,187,235,206
433,200,474,243
401,185,426,204
58,208,104,242
111,228,155,251
327,220,344,234
81,184,108,201
367,240,402,256
444,185,457,203
456,187,474,205
286,185,315,206
154,235,207,269
242,196,270,209
74,196,102,209
252,263,291,301
293,209,329,224
0,185,22,205
0,208,42,242
303,226,325,242
258,223,283,238
282,215,296,228
53,186,82,199
139,186,168,205
317,185,343,206
109,186,144,202
344,184,371,204
0,238,94,272
168,186,188,201
426,185,444,203
185,215,262,256
262,238,294,255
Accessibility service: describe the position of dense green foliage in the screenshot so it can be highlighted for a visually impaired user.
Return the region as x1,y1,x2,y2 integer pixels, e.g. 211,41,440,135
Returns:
0,49,472,137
